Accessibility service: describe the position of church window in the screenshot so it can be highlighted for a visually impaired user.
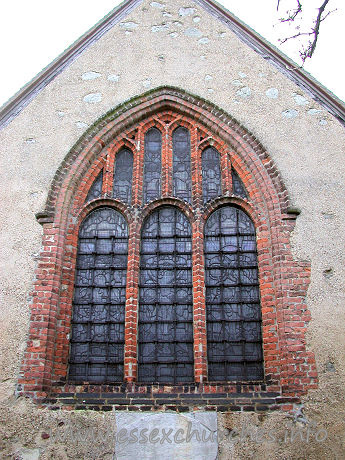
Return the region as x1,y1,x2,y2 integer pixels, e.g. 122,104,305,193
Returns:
113,149,133,204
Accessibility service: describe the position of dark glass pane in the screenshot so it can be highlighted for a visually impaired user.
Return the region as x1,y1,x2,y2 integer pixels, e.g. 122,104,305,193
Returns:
138,207,194,383
85,171,103,202
113,149,133,204
69,207,128,383
143,128,162,204
202,147,221,203
173,127,191,203
232,169,248,199
204,206,263,381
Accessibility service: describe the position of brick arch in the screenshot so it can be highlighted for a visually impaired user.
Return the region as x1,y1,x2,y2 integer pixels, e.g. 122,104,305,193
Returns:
19,87,317,407
38,87,290,225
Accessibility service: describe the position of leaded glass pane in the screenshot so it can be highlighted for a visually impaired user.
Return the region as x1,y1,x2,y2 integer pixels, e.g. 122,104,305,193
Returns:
113,149,133,204
204,206,263,381
232,169,248,199
202,147,222,203
173,127,191,203
85,171,103,202
143,128,162,204
138,207,194,383
69,207,128,383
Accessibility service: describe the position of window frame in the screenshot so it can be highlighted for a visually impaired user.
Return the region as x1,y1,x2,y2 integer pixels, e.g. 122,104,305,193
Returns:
19,89,316,408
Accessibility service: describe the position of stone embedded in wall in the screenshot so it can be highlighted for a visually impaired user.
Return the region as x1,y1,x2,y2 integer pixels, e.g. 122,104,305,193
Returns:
308,108,322,115
205,75,212,82
193,16,201,23
293,93,308,106
82,71,102,81
236,87,252,98
265,88,279,99
179,7,195,16
232,80,242,87
76,121,88,129
150,1,165,8
320,119,328,125
169,32,178,38
119,21,139,30
108,74,120,82
152,23,170,32
184,28,202,38
114,412,218,460
282,109,298,119
238,72,247,78
198,37,209,44
57,111,65,117
83,93,102,104
142,79,152,88
162,11,172,17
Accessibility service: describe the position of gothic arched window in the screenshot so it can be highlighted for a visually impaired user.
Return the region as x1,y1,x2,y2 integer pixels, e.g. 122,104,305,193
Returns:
21,91,316,407
68,120,264,384
138,206,194,384
204,206,263,382
69,207,128,383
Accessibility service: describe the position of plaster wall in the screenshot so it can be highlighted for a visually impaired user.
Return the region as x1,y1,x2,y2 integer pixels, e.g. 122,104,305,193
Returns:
0,0,344,458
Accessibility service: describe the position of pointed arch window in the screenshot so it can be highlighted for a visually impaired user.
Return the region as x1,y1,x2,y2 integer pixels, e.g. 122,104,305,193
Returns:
21,93,316,406
69,207,128,383
204,206,263,381
172,127,192,203
202,147,222,203
113,149,133,204
86,170,103,203
143,128,162,204
138,206,194,384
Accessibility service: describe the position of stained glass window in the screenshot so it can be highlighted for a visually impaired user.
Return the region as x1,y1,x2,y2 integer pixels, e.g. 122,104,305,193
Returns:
173,127,192,203
113,149,133,204
143,128,162,204
232,169,248,199
204,206,263,381
138,207,194,383
86,170,103,202
202,147,222,203
69,207,128,383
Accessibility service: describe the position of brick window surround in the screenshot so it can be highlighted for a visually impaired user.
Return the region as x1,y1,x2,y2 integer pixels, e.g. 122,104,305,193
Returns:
18,87,317,412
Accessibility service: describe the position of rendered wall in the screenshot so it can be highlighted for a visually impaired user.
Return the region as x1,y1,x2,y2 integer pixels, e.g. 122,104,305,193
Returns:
0,0,344,458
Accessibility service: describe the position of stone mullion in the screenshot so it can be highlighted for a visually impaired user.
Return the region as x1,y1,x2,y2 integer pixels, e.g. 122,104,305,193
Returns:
191,218,208,383
123,218,141,382
132,127,144,207
103,146,116,196
191,127,202,208
220,151,232,195
163,125,172,197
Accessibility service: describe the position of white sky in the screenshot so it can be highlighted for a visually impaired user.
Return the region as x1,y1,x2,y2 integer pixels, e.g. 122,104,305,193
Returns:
0,0,343,108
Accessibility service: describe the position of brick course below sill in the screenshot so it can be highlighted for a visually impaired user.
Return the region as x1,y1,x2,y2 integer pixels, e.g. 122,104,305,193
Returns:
36,383,300,412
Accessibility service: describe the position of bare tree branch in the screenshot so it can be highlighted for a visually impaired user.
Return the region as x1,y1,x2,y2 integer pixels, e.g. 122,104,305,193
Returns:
277,0,336,64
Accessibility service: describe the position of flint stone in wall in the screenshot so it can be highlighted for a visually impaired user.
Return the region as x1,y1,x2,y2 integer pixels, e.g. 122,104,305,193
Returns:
114,411,218,460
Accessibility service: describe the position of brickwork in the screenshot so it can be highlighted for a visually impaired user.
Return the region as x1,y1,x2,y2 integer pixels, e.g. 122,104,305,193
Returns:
18,87,317,408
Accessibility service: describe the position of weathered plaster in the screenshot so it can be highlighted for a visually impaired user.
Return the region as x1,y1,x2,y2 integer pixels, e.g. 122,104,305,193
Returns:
0,0,344,458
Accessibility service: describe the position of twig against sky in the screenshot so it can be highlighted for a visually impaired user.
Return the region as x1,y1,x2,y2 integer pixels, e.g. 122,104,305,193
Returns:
277,0,337,64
